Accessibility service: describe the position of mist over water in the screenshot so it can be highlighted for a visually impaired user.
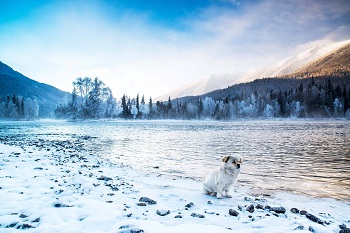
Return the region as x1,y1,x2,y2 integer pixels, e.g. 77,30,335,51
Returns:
1,119,349,202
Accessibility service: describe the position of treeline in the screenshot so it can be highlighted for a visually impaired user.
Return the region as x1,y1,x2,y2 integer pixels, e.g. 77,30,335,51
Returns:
176,76,350,119
0,94,39,120
55,76,350,120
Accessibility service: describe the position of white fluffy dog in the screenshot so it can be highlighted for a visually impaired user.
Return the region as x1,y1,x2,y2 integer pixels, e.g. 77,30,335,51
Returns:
203,155,242,199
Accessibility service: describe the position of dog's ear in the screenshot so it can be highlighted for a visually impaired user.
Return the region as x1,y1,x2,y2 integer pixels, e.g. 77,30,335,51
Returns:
222,156,230,163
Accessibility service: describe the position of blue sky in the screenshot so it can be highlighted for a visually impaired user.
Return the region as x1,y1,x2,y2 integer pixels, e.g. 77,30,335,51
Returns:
1,0,350,98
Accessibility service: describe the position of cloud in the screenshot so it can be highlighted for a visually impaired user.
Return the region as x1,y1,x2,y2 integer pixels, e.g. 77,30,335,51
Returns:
0,0,349,99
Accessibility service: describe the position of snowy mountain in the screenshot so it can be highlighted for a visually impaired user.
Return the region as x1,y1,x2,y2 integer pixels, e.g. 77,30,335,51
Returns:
155,73,241,101
235,39,350,84
157,39,350,101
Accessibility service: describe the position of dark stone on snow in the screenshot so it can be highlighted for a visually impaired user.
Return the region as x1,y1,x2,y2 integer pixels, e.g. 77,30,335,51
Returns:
264,205,271,210
306,213,324,225
174,215,182,218
139,197,157,205
271,206,286,214
229,209,239,217
294,225,304,230
291,208,300,214
118,225,144,233
238,205,243,211
300,210,307,215
6,222,18,228
191,213,205,218
339,224,347,229
256,204,264,210
309,226,315,232
19,214,28,218
246,204,255,213
17,224,34,229
340,229,350,233
32,217,41,223
53,203,71,208
185,202,194,208
207,200,213,205
34,167,43,170
244,197,252,201
156,209,170,216
137,202,147,206
97,176,112,181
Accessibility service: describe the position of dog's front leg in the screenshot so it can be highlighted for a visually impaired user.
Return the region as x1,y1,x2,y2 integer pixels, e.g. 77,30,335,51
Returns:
216,191,224,199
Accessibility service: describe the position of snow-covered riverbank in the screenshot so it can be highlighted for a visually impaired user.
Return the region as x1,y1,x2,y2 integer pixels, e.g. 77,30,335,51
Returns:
0,138,349,233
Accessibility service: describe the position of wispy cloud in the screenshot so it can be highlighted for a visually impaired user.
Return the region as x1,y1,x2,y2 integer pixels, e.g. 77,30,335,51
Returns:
0,0,349,98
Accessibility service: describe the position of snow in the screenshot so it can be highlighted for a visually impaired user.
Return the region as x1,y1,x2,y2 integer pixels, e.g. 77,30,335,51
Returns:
0,141,349,232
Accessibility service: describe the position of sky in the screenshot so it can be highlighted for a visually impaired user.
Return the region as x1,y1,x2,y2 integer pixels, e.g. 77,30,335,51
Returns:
1,0,350,99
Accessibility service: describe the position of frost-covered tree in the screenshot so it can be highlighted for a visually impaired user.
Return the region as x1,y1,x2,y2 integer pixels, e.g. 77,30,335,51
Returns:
333,98,343,117
25,98,39,120
130,104,138,119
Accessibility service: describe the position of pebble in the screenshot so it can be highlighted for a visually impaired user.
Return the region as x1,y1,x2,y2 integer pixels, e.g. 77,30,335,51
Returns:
156,209,170,216
229,209,239,217
306,213,324,225
139,197,157,205
207,200,213,205
174,215,182,218
290,208,299,214
246,204,255,213
185,202,194,208
191,213,205,218
270,206,286,214
300,210,307,215
256,204,264,210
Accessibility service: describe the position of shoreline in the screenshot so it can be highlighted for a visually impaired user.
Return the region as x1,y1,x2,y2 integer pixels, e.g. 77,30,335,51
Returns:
0,137,349,232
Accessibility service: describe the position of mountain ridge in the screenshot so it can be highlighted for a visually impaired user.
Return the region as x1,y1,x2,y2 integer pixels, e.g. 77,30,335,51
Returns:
0,61,69,117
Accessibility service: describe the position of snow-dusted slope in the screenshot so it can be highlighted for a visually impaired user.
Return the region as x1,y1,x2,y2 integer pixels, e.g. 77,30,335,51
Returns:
235,39,350,84
155,73,241,101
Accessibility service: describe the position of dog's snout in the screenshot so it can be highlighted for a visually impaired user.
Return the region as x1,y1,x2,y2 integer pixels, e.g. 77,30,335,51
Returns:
237,164,241,169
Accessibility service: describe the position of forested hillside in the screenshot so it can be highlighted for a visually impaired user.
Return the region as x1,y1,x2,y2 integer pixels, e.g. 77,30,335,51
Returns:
0,61,69,118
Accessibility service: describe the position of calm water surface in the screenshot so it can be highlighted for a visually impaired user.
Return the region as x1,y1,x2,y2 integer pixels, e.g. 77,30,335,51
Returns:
1,119,349,202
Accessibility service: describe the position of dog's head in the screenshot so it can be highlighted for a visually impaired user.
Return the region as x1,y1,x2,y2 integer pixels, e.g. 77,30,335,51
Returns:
222,155,242,170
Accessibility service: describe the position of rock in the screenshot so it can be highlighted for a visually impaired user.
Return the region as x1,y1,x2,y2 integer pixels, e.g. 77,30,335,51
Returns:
309,226,315,232
340,229,350,233
229,209,239,217
339,224,347,230
244,197,252,201
294,225,304,230
246,204,255,213
185,202,194,208
306,213,324,225
256,204,264,210
97,176,113,181
291,208,300,214
207,200,213,205
300,210,307,215
238,205,243,211
19,214,28,218
139,197,157,205
264,205,271,210
271,206,286,214
156,209,170,216
205,210,215,214
17,224,34,229
137,203,147,206
32,217,41,223
174,215,182,218
6,222,18,228
191,213,205,218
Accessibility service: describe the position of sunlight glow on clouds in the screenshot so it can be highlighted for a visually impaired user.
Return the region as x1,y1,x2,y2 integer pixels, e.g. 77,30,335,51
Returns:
0,0,349,99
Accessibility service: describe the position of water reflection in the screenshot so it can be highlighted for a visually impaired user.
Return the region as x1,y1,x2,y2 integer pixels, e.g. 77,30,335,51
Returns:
0,120,349,202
